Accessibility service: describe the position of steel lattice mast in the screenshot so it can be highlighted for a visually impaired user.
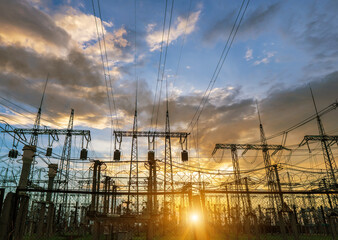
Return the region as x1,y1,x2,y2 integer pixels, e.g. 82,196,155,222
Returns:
53,109,75,193
164,109,174,214
127,89,139,214
311,88,337,188
28,76,49,182
52,109,74,230
230,145,247,220
164,79,174,226
299,90,337,190
212,143,288,212
29,76,49,146
257,104,282,214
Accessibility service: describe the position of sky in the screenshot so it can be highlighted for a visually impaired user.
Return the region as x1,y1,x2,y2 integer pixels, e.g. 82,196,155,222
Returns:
0,0,337,174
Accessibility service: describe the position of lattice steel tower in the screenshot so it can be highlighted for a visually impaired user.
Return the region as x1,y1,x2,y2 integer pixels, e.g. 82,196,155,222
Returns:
127,89,139,214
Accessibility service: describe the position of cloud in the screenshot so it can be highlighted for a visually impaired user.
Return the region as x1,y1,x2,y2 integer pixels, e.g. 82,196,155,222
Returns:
146,10,201,51
137,71,338,161
0,45,103,88
82,27,131,68
0,0,336,172
245,48,253,61
0,0,70,51
280,1,338,78
253,51,275,65
0,0,138,130
0,72,110,129
203,3,280,43
54,7,113,45
0,1,133,129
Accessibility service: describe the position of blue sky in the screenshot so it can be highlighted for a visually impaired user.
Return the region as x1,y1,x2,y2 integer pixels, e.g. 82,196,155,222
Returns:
0,0,337,172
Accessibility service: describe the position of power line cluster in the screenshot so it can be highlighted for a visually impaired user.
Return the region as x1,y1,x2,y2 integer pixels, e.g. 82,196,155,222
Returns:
186,0,251,134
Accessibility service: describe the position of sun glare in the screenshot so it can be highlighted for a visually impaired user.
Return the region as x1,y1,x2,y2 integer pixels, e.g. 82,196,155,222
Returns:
190,213,200,223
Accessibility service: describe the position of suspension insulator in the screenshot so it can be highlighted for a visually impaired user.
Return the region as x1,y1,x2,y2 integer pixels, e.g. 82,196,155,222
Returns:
181,150,188,162
148,151,155,162
113,149,121,161
8,149,18,158
46,147,53,157
80,148,88,160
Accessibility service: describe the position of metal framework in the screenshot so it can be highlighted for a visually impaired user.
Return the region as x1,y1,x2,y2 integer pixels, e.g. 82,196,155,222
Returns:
212,143,288,214
212,144,288,155
127,101,139,214
300,135,338,188
114,130,189,138
58,109,74,190
164,110,174,217
5,128,91,141
299,89,338,190
213,145,246,214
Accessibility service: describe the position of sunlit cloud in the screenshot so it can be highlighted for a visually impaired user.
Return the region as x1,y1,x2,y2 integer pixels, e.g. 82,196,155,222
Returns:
54,7,108,45
146,10,201,51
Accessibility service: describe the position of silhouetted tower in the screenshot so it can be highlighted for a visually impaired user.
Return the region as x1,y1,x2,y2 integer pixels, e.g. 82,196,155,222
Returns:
52,109,74,206
28,76,49,182
164,110,174,209
164,82,174,221
29,76,49,146
230,145,247,215
256,102,280,214
127,86,139,214
59,109,74,220
310,88,337,187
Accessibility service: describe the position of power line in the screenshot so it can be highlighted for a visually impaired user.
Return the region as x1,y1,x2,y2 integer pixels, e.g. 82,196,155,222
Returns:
0,95,64,128
91,0,113,135
155,0,175,129
150,0,169,130
96,0,120,131
92,0,123,159
170,0,193,100
186,0,250,133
